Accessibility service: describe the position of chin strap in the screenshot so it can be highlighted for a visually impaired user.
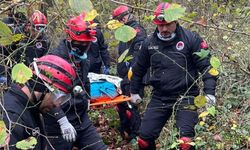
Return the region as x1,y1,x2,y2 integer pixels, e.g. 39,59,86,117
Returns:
25,82,47,107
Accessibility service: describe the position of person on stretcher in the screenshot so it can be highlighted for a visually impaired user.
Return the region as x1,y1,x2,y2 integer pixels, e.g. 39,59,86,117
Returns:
88,72,131,106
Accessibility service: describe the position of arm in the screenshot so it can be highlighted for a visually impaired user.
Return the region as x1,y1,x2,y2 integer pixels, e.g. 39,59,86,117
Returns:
97,29,110,67
191,33,218,95
47,106,77,142
130,39,150,94
129,26,147,67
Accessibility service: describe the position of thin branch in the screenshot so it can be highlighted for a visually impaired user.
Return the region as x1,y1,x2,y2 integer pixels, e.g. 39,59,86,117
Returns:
185,20,250,36
109,0,153,12
109,0,250,36
0,0,26,15
210,45,250,76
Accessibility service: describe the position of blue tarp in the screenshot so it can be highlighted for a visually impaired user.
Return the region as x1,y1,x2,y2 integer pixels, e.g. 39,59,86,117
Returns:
90,80,118,99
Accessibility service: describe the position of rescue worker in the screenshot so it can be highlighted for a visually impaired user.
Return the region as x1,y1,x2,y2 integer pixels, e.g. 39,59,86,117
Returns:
2,54,76,150
129,3,218,150
88,19,111,74
1,11,28,84
111,5,147,142
22,10,49,66
0,10,49,84
45,15,107,150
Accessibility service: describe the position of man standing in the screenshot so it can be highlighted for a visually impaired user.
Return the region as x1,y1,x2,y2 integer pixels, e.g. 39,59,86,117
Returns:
22,10,50,66
46,15,107,150
0,10,49,84
130,3,218,150
112,5,147,142
88,19,111,74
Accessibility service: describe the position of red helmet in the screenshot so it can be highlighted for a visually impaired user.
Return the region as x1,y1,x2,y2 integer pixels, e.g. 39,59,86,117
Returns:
30,10,47,25
153,3,171,25
65,15,96,42
112,5,129,20
32,55,76,93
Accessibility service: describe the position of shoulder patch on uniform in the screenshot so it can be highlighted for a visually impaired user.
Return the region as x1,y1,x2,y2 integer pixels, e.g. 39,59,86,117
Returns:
92,37,97,43
200,40,208,49
135,27,141,33
35,42,43,49
176,41,184,51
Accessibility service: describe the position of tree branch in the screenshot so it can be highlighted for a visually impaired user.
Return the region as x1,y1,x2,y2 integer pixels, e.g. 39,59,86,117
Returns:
109,0,153,12
182,19,250,36
0,0,26,15
109,0,250,36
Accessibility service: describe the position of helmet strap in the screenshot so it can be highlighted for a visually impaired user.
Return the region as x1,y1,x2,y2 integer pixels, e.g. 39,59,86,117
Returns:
25,79,50,108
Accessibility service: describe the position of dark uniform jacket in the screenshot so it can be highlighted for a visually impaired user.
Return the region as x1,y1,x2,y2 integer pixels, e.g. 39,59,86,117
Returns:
21,35,50,66
117,20,147,78
1,18,49,81
130,24,217,98
88,28,110,73
2,84,42,149
46,40,90,132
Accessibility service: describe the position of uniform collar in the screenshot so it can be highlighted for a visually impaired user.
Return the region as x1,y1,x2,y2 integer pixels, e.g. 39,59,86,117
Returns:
9,83,31,105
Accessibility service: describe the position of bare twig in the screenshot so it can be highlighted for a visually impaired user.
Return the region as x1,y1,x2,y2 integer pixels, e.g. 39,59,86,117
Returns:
109,0,250,36
0,0,26,15
109,0,153,12
183,19,250,36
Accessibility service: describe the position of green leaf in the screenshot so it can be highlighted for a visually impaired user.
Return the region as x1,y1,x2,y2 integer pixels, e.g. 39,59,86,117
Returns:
164,3,186,22
186,12,198,19
0,34,24,46
143,15,155,22
124,55,133,62
68,0,93,13
194,95,207,108
0,121,8,146
0,21,13,46
170,141,179,149
0,21,12,37
162,0,172,2
0,37,13,46
11,63,33,84
114,25,136,42
55,0,65,5
193,49,210,60
182,12,198,22
118,49,129,63
12,34,24,42
210,56,221,69
207,106,216,116
16,137,37,150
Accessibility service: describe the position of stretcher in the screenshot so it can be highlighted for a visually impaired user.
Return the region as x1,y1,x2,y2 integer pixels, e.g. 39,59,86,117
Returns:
88,73,131,109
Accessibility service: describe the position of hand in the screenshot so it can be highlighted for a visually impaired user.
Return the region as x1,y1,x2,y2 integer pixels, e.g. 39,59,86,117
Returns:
103,66,110,74
0,76,7,84
57,116,77,142
130,93,142,105
205,94,216,106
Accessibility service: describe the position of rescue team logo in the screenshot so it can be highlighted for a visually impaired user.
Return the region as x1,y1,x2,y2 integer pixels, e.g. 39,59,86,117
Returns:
200,40,208,49
92,37,98,43
176,41,184,51
135,27,141,33
36,42,42,49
